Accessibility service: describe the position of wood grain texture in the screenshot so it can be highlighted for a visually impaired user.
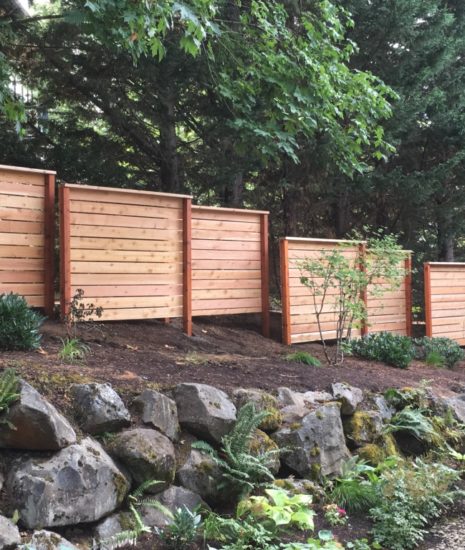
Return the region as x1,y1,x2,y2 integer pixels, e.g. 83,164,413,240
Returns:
183,198,192,335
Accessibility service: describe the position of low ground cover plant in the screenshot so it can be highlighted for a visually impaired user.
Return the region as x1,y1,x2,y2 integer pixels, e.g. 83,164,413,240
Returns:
285,351,322,367
0,368,20,425
0,292,44,351
347,332,415,369
414,336,465,368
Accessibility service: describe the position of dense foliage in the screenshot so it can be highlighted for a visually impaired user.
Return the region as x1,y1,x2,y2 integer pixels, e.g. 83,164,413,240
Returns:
0,293,44,351
347,332,416,369
415,336,465,368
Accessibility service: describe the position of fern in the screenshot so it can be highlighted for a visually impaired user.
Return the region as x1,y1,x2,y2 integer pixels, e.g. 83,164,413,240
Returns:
0,369,20,428
129,479,162,501
192,403,279,498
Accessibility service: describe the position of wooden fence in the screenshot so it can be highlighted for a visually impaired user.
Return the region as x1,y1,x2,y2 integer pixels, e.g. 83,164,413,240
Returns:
192,206,269,336
0,164,55,315
424,262,465,344
59,183,270,336
280,238,412,345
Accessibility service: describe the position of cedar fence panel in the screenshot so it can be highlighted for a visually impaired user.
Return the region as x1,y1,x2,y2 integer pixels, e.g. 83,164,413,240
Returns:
191,206,270,336
424,262,465,345
0,164,55,314
60,184,191,328
280,237,412,345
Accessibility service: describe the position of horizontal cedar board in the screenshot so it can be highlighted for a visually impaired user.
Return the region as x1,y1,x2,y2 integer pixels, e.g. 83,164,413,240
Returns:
72,273,183,285
369,328,407,335
0,245,44,259
0,181,45,197
192,249,260,261
0,258,43,270
0,234,44,248
291,329,360,344
291,321,352,335
192,208,262,223
70,212,182,230
192,298,261,310
290,312,339,324
430,323,465,334
193,279,261,290
431,294,465,303
192,239,260,251
432,309,465,319
0,220,43,234
191,218,260,232
0,168,46,182
0,207,43,222
70,237,180,252
70,200,182,219
192,229,259,241
70,261,181,274
192,288,261,300
23,295,45,307
95,306,183,321
70,250,182,263
193,307,261,316
288,249,358,259
430,272,465,281
192,259,260,270
68,187,184,209
429,285,465,292
0,270,44,283
71,284,182,298
0,283,44,295
86,295,182,309
192,269,261,280
70,225,181,241
0,195,44,210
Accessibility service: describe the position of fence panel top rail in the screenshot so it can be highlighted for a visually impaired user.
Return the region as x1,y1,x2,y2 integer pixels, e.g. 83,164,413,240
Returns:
280,237,411,345
0,164,55,313
424,262,465,344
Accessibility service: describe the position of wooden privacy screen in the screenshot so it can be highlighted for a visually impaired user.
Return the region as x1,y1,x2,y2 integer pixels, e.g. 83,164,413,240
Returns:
0,164,55,314
280,238,412,345
60,184,270,336
191,206,269,336
60,184,191,330
424,262,465,344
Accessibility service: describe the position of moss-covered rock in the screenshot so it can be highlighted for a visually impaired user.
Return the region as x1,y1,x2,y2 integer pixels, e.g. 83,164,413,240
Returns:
250,429,280,474
274,477,325,502
233,388,282,432
343,410,384,448
358,433,398,465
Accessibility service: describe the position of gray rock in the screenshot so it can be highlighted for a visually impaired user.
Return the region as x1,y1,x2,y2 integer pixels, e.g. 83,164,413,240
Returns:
277,388,332,409
176,449,222,504
343,410,384,448
444,394,465,423
140,486,207,529
70,383,131,434
373,395,395,421
302,391,334,405
6,437,129,529
108,428,175,491
19,530,78,550
332,383,363,415
0,515,20,550
272,403,350,478
0,380,76,451
174,383,236,444
274,478,325,502
94,512,133,541
233,389,282,432
134,389,180,441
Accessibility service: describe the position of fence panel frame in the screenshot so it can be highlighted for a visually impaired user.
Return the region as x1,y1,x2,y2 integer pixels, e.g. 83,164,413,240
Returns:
0,164,55,315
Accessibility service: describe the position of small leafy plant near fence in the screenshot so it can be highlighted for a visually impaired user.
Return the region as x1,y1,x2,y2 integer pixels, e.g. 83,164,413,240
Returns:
297,233,407,365
347,332,416,370
0,292,44,351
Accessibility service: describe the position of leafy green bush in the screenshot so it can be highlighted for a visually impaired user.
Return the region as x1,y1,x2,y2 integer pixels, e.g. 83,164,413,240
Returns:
156,506,202,549
370,458,461,550
285,351,322,367
415,336,465,368
347,332,415,369
386,407,439,444
0,293,44,351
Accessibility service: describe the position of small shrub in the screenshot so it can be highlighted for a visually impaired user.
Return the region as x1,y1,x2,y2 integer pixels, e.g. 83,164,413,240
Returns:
285,351,322,367
386,407,439,444
156,506,202,549
58,337,90,363
415,336,465,369
0,368,20,424
0,293,44,351
347,332,415,369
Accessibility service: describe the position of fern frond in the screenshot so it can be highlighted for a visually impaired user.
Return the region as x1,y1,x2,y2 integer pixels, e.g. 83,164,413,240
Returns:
138,499,174,519
130,479,162,500
99,529,140,549
224,402,270,456
191,440,217,456
0,368,20,415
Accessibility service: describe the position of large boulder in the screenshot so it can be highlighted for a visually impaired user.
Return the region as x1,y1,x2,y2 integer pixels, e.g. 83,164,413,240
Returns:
70,383,131,434
233,389,282,432
140,486,207,529
108,428,175,491
174,383,236,444
272,403,350,478
332,383,363,415
0,380,76,451
0,515,20,550
6,437,129,529
18,530,78,550
176,449,222,504
444,394,465,424
134,389,180,441
343,411,384,448
276,388,332,409
250,429,281,474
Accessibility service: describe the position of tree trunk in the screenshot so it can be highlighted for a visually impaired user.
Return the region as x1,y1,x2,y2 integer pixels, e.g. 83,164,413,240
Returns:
224,172,244,207
437,211,455,261
159,88,180,193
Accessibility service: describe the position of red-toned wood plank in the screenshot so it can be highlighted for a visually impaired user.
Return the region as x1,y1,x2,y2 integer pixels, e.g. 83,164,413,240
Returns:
404,254,413,337
183,198,192,336
260,213,270,338
424,263,432,337
359,243,368,336
280,238,291,345
44,173,55,317
59,185,71,319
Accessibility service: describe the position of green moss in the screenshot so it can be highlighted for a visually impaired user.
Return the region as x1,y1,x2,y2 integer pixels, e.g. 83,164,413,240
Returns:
383,432,398,457
113,472,130,503
310,463,321,481
344,411,380,446
316,410,324,420
249,429,279,456
289,422,302,430
358,444,385,465
309,445,320,457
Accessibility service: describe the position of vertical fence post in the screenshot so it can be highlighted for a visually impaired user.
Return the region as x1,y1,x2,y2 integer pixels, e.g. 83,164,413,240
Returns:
404,254,413,337
358,242,368,337
424,263,432,337
280,238,291,345
260,213,270,338
59,185,71,319
183,197,192,336
43,173,56,317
